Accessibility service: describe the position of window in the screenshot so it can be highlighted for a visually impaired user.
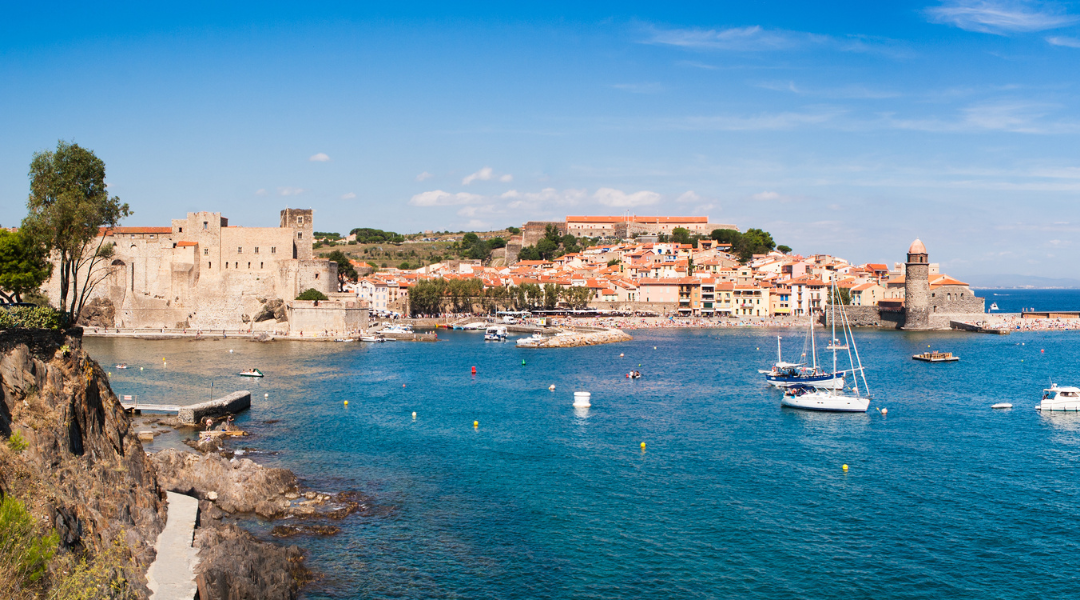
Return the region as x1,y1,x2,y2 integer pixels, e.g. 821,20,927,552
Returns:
203,248,209,255
315,273,319,279
298,216,304,225
297,232,303,239
179,227,183,233
235,262,238,269
203,221,208,230
225,262,228,269
208,262,212,268
260,262,263,269
238,247,243,254
254,247,259,254
150,234,155,239
271,247,277,254
248,262,251,269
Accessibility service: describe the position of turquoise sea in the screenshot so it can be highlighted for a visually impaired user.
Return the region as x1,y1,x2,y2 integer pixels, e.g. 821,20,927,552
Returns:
87,322,1080,599
975,288,1080,313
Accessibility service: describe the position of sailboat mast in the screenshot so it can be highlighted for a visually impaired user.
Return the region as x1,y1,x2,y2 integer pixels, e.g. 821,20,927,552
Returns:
810,310,817,371
831,283,838,384
777,335,782,364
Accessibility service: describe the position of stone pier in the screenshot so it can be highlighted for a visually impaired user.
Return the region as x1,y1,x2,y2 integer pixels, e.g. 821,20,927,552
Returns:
178,391,251,426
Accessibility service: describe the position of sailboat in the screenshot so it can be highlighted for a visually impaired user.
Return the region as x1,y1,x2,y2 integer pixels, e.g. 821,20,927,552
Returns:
781,282,871,413
763,313,845,390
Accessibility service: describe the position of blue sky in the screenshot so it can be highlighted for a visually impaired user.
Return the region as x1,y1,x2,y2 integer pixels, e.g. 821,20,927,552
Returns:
3,1,1080,280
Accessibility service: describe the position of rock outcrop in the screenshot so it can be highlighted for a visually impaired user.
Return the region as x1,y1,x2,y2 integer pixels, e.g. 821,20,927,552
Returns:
150,449,298,519
76,298,116,328
194,524,311,600
0,328,165,597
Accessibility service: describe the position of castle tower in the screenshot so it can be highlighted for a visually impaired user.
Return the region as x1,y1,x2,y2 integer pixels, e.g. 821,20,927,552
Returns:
280,209,314,260
903,238,931,330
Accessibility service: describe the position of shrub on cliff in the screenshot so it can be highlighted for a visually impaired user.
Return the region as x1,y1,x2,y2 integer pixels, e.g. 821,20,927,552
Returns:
296,288,329,301
0,305,66,330
0,495,59,592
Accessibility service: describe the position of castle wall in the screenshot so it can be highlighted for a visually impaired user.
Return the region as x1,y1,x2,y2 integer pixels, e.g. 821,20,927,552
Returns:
286,300,366,334
828,306,904,329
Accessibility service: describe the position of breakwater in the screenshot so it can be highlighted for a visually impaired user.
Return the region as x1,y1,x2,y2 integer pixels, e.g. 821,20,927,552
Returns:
178,390,251,425
516,328,632,348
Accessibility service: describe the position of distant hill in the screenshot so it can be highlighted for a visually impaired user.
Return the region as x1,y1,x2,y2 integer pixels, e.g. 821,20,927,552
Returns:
964,274,1080,289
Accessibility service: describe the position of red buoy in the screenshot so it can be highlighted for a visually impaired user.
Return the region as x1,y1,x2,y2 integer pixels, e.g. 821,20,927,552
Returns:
471,366,477,374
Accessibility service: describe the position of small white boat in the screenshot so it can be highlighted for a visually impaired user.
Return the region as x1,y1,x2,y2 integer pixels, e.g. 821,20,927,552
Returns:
991,403,1012,409
238,369,264,378
360,335,386,343
516,332,545,347
334,338,355,342
115,363,128,369
1038,384,1080,411
990,303,999,311
484,325,507,341
382,324,413,334
461,322,487,331
913,351,959,363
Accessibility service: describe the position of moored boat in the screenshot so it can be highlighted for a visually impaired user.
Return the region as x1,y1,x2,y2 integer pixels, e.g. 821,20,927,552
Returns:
913,351,959,362
1038,384,1080,411
360,335,386,343
239,368,264,378
484,325,507,341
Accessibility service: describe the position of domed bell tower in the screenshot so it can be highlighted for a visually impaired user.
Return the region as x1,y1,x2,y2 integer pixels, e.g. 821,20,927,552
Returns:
903,239,931,330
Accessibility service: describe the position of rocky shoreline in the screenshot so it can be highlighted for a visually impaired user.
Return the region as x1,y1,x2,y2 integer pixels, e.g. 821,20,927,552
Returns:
0,327,358,599
516,328,633,348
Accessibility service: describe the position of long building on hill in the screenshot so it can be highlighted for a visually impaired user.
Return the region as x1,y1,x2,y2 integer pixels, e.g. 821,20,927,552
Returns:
521,215,738,247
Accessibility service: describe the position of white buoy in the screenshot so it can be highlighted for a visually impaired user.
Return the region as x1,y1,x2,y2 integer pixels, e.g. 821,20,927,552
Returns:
264,393,269,398
573,391,591,408
412,411,417,419
549,384,556,391
229,349,233,353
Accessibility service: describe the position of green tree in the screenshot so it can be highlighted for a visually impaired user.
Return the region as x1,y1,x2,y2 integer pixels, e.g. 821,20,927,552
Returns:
777,245,792,254
0,230,52,304
737,228,776,261
544,224,561,243
409,279,446,315
22,141,131,320
323,250,358,291
671,227,693,245
536,238,558,260
462,232,479,245
518,246,541,261
467,240,491,260
710,228,742,246
296,288,329,301
398,261,411,270
488,237,507,249
831,287,852,306
543,283,560,309
607,258,620,267
506,226,521,235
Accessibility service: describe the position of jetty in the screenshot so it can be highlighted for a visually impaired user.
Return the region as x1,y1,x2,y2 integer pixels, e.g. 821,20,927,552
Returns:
146,492,200,600
516,328,632,348
950,321,1011,335
121,391,251,425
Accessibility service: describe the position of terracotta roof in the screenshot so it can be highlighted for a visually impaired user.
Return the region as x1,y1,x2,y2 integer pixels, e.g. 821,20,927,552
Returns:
175,241,198,247
566,215,709,224
908,239,927,254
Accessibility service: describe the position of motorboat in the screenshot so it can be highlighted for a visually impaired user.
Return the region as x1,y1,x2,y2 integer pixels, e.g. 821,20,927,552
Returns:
1038,384,1080,411
461,322,487,331
626,370,642,379
826,338,848,351
913,351,959,362
516,332,545,347
360,335,386,343
780,281,872,413
484,325,507,341
989,302,999,311
115,363,128,369
382,324,413,334
238,369,264,378
334,338,355,342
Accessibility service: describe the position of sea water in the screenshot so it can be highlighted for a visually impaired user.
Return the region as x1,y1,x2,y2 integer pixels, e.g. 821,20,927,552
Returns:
975,288,1080,313
88,324,1080,599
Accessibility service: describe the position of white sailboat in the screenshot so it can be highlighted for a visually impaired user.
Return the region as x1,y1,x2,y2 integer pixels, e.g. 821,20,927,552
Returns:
781,282,871,413
763,312,845,390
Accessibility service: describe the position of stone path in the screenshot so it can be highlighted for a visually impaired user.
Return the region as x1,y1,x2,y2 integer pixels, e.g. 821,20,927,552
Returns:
146,492,200,600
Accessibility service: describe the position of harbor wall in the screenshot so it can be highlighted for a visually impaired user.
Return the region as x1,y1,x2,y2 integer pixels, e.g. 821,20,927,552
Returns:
829,306,904,329
178,391,251,425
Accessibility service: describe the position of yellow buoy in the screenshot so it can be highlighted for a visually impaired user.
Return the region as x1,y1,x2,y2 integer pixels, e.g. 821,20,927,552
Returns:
344,400,348,406
474,420,479,428
640,442,646,450
842,464,849,471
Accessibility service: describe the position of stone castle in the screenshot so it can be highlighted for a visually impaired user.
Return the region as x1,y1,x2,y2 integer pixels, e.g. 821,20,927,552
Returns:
44,208,340,329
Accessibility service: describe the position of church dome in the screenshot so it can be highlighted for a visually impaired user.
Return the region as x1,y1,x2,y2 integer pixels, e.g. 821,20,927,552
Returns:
908,239,927,255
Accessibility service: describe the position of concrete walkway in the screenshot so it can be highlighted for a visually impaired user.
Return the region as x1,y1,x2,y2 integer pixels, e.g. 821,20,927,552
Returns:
147,492,200,600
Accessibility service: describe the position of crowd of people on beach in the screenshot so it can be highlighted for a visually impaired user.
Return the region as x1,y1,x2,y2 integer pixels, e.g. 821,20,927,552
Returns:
970,316,1079,332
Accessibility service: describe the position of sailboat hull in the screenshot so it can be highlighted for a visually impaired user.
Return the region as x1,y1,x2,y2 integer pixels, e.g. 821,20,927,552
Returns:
766,372,845,389
781,391,870,412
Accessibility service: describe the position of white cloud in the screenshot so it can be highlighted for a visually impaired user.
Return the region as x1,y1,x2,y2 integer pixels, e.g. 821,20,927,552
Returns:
593,188,662,207
463,167,494,185
255,189,267,196
416,171,434,181
309,153,331,162
462,166,513,185
676,191,701,203
752,191,782,201
926,1,1078,34
341,192,357,200
409,190,484,207
646,25,805,51
1047,35,1080,47
278,187,304,196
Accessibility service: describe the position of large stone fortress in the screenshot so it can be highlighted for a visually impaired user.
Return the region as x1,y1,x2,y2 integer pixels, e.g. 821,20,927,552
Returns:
43,208,337,329
901,238,985,330
521,215,739,247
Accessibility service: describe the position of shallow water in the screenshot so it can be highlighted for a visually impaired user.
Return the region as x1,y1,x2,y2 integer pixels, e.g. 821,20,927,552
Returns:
88,327,1080,599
